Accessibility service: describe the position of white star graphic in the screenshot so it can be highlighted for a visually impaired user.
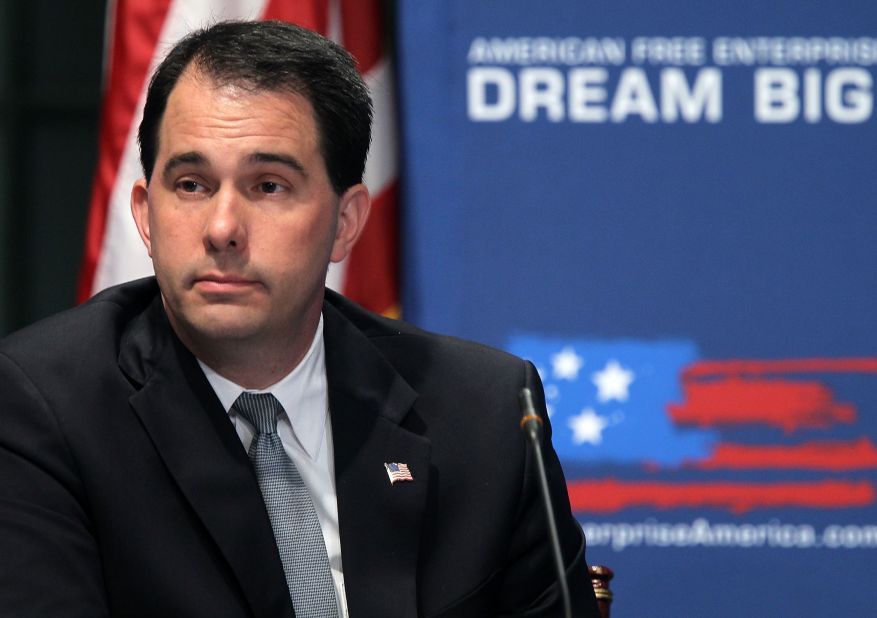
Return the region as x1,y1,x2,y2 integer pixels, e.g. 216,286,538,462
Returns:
551,347,584,380
592,359,635,403
568,408,609,445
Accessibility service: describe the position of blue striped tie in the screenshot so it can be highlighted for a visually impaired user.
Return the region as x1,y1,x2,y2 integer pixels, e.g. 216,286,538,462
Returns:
233,392,339,618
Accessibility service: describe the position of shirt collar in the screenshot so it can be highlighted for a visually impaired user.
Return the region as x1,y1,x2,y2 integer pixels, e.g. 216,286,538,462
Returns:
198,313,328,461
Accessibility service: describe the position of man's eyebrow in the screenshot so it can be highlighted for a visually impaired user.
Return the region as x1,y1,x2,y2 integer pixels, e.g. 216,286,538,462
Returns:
246,152,307,176
161,151,207,182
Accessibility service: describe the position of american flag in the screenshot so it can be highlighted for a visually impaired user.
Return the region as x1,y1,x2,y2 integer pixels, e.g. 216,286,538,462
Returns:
384,462,413,485
508,334,877,514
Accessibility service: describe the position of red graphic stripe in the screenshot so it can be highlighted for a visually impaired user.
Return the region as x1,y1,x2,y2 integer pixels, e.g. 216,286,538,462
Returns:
683,358,877,379
77,0,173,301
668,378,856,432
568,479,875,514
692,438,877,471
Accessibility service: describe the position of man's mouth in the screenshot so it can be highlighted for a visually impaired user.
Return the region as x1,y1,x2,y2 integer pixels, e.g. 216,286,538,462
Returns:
193,274,260,294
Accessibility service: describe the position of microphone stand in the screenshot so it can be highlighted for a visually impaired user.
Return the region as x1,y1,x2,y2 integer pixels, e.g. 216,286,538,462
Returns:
519,386,572,618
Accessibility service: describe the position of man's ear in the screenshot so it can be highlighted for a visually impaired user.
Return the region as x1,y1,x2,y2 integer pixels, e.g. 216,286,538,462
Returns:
130,178,153,257
330,183,371,263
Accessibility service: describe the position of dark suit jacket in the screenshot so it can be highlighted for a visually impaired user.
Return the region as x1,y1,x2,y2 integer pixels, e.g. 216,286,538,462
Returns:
0,278,598,617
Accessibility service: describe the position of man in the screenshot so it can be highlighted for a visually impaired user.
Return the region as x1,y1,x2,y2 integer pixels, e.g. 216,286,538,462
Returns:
0,21,598,617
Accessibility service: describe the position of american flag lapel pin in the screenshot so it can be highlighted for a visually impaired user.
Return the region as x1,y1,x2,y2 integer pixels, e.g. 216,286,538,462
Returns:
384,462,414,485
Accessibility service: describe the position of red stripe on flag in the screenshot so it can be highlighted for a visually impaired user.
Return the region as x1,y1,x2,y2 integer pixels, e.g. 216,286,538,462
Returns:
262,0,329,32
568,479,876,514
691,438,877,471
339,0,382,74
77,0,173,302
336,0,400,316
683,358,877,379
343,181,399,315
668,378,856,432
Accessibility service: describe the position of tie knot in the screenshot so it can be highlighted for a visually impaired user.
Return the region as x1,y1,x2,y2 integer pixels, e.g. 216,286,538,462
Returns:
233,392,282,435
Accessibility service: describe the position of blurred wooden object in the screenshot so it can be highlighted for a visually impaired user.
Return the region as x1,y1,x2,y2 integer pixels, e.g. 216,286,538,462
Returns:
589,564,614,618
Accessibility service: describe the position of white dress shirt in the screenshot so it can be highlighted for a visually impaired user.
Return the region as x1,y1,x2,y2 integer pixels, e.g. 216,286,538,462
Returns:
198,315,349,617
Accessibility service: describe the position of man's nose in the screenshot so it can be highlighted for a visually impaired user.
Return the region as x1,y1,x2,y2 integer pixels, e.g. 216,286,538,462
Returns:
204,188,247,252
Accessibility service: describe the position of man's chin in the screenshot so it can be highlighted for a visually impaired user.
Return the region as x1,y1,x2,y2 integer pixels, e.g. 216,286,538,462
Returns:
188,316,265,342
167,305,266,345
197,322,260,342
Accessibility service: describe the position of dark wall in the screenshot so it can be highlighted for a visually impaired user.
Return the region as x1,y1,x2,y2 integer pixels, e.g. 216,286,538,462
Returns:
0,1,105,335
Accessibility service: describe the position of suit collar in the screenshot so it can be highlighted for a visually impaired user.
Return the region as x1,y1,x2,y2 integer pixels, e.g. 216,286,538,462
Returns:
120,294,294,617
321,296,417,426
323,298,430,617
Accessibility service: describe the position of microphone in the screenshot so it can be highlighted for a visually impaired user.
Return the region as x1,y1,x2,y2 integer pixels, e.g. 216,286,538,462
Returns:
519,381,572,618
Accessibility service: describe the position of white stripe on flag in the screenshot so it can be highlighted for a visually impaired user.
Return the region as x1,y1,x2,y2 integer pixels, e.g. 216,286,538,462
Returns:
363,58,399,195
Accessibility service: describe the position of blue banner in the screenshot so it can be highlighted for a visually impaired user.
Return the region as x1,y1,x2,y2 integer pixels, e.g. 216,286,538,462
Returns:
397,1,877,615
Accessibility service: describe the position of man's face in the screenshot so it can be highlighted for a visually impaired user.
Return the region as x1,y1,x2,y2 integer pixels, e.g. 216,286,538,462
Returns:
131,68,368,353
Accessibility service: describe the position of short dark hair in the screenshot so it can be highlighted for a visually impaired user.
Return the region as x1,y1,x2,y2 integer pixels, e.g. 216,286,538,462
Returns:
138,20,373,195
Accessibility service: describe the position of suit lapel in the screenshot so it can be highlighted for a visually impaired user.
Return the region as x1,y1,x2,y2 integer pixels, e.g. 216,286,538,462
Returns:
120,298,294,618
323,301,430,617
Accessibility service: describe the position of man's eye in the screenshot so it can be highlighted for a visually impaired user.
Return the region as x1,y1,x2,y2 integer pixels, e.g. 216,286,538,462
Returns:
177,180,203,193
259,181,286,194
